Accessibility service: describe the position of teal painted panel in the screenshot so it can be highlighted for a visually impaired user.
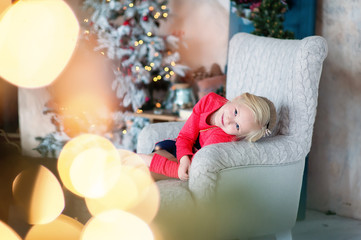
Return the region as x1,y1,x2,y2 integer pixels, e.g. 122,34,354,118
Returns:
229,0,317,40
284,0,317,39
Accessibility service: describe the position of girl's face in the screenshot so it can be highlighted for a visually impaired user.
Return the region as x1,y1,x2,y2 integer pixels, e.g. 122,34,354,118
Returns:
214,99,260,136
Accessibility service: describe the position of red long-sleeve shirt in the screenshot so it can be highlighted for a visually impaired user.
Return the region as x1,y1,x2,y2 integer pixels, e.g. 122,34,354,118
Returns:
176,92,236,161
150,92,237,178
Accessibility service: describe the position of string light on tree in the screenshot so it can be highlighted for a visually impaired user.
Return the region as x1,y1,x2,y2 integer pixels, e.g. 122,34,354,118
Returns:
44,0,191,152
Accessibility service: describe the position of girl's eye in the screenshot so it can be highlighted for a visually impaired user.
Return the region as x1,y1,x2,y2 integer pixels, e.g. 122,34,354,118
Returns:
234,109,238,116
236,123,239,131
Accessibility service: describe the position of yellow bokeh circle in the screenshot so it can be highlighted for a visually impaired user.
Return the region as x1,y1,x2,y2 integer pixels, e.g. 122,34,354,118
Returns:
0,0,79,88
12,165,65,225
58,134,122,198
0,221,21,240
25,214,83,240
81,209,154,240
85,149,160,223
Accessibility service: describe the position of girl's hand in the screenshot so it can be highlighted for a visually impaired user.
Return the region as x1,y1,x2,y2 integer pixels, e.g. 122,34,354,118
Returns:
178,155,191,181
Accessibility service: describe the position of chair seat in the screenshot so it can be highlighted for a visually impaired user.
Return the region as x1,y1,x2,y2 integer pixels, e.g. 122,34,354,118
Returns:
151,180,198,240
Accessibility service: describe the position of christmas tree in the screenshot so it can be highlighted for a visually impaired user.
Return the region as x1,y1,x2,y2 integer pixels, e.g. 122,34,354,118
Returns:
34,0,188,156
250,0,294,39
83,0,188,109
82,0,188,151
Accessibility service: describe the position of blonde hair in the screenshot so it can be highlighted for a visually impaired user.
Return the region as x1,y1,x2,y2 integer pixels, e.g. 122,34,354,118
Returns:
232,92,276,142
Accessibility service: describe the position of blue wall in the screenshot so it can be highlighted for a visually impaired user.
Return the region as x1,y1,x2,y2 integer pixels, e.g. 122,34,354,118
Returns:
229,0,317,40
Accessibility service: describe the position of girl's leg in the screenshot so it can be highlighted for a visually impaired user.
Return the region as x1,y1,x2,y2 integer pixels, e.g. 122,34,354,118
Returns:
138,150,179,181
137,153,153,167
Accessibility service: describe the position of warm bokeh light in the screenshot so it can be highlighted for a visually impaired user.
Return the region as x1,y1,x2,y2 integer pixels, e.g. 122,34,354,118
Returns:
0,221,21,240
85,170,139,215
126,179,160,224
12,165,65,225
58,92,113,138
25,214,83,240
0,0,79,88
58,134,122,198
85,150,160,223
81,210,154,240
69,147,121,198
0,0,11,14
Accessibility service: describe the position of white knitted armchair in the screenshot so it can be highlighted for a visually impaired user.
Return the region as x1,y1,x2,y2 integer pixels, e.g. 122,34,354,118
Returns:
137,33,327,240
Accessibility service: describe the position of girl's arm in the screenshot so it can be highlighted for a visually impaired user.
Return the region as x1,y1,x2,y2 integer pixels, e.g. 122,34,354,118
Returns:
176,93,215,161
202,129,237,147
176,108,201,161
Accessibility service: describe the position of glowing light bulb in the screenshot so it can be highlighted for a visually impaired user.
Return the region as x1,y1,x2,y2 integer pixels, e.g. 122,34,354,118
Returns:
0,0,79,88
147,32,152,37
161,5,167,10
164,67,169,71
163,13,168,18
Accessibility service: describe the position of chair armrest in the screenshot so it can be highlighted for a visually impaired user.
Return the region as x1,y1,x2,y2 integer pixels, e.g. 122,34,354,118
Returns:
136,122,185,154
188,135,306,202
214,160,304,239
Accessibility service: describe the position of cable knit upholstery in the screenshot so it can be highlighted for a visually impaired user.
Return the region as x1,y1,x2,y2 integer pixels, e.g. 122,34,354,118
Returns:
137,33,327,240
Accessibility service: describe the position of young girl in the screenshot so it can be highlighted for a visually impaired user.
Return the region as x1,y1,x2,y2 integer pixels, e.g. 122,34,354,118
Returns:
139,92,276,181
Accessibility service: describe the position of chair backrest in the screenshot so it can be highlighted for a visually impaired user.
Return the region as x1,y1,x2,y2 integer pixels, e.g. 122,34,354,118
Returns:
226,33,327,154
